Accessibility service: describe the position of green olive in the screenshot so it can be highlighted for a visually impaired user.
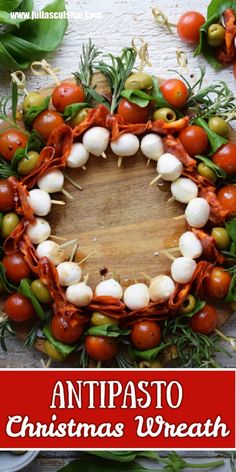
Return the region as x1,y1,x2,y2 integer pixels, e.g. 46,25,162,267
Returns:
23,91,45,112
197,162,217,182
124,72,153,90
68,108,90,128
179,294,196,314
44,340,66,362
207,24,225,47
153,107,177,123
211,227,231,250
17,150,39,176
208,116,229,138
91,311,118,326
31,279,51,303
1,213,20,238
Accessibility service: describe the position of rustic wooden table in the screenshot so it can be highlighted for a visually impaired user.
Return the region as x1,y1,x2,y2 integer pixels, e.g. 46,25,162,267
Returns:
0,0,235,469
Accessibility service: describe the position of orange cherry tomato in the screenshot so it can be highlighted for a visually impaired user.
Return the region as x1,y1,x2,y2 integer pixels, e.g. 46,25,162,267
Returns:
177,11,206,44
160,79,188,109
0,179,15,211
5,293,36,322
117,98,149,123
2,252,31,284
189,304,218,334
0,129,28,161
217,185,236,217
204,266,232,299
130,321,161,350
212,142,236,175
178,125,209,156
52,82,85,113
51,314,84,344
85,335,118,362
33,110,64,141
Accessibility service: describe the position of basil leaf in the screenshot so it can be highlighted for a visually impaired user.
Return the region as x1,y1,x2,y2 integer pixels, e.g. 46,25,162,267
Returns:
151,76,170,108
64,102,91,120
195,155,227,179
43,326,78,356
225,219,236,242
23,96,50,127
131,342,169,361
194,117,227,154
120,89,152,108
86,323,130,338
18,278,46,320
0,262,18,293
0,0,23,12
27,130,46,152
225,273,236,302
87,451,158,462
58,459,153,472
11,148,25,171
208,0,236,18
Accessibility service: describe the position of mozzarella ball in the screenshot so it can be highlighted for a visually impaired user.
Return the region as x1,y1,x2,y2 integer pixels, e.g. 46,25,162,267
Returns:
28,189,51,216
110,133,139,157
36,240,65,266
82,127,110,156
67,142,89,168
171,178,198,204
149,275,175,302
37,169,64,193
66,282,93,307
185,198,210,228
95,279,123,299
141,134,164,161
123,283,150,310
171,257,197,284
157,153,183,181
179,231,203,259
57,261,82,286
26,217,51,244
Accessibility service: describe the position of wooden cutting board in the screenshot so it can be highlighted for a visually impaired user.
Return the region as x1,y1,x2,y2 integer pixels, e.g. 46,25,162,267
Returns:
14,74,235,355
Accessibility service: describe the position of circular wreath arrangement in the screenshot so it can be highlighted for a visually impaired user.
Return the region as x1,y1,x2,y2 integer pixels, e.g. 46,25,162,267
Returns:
0,41,235,368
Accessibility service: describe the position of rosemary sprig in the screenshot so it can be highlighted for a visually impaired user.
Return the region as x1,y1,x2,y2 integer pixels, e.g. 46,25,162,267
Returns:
75,39,101,87
24,321,42,349
94,47,137,113
0,316,15,352
0,159,18,179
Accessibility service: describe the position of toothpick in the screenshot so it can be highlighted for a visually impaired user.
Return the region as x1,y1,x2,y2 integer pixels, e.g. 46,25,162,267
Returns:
168,196,175,203
150,174,162,186
62,188,74,200
41,358,52,368
82,166,86,171
60,238,78,249
31,59,61,85
214,328,236,352
79,250,97,265
118,157,123,167
50,235,67,241
140,272,151,281
83,273,89,284
11,71,28,95
63,171,83,191
69,242,78,262
162,250,176,262
174,214,186,221
146,159,150,166
164,246,180,253
101,152,107,159
51,199,66,206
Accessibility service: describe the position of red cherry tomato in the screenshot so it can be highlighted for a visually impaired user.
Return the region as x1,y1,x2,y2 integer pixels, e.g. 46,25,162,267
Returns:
160,79,188,109
204,266,232,299
217,185,236,217
0,179,15,211
52,82,85,113
189,304,218,334
2,252,31,284
212,142,236,175
130,321,161,350
85,336,118,362
5,293,36,322
177,11,205,45
33,110,64,141
51,314,84,344
117,98,149,123
0,129,28,161
178,125,209,156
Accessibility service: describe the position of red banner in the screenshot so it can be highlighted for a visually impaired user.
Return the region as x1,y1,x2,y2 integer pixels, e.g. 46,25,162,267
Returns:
0,369,235,450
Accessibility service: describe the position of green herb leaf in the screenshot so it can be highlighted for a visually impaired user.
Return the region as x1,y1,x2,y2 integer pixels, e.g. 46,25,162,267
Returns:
151,77,170,108
225,219,236,242
225,273,236,302
43,326,78,357
58,459,153,472
0,262,18,292
207,0,236,18
195,155,227,179
0,159,19,179
63,102,91,120
23,96,50,127
18,278,46,320
86,323,130,338
87,452,158,462
11,148,25,171
131,342,170,361
27,129,46,153
194,117,227,153
120,89,152,108
24,321,41,348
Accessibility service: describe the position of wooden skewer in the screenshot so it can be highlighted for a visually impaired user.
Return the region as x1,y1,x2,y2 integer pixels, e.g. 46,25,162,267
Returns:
146,159,150,166
82,166,86,171
118,157,123,167
69,242,78,262
51,199,66,206
167,196,175,203
140,272,151,281
60,238,78,249
63,171,83,191
162,250,176,262
62,188,74,200
174,214,186,221
101,152,107,159
50,235,67,241
79,250,97,265
163,246,180,253
150,174,162,186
